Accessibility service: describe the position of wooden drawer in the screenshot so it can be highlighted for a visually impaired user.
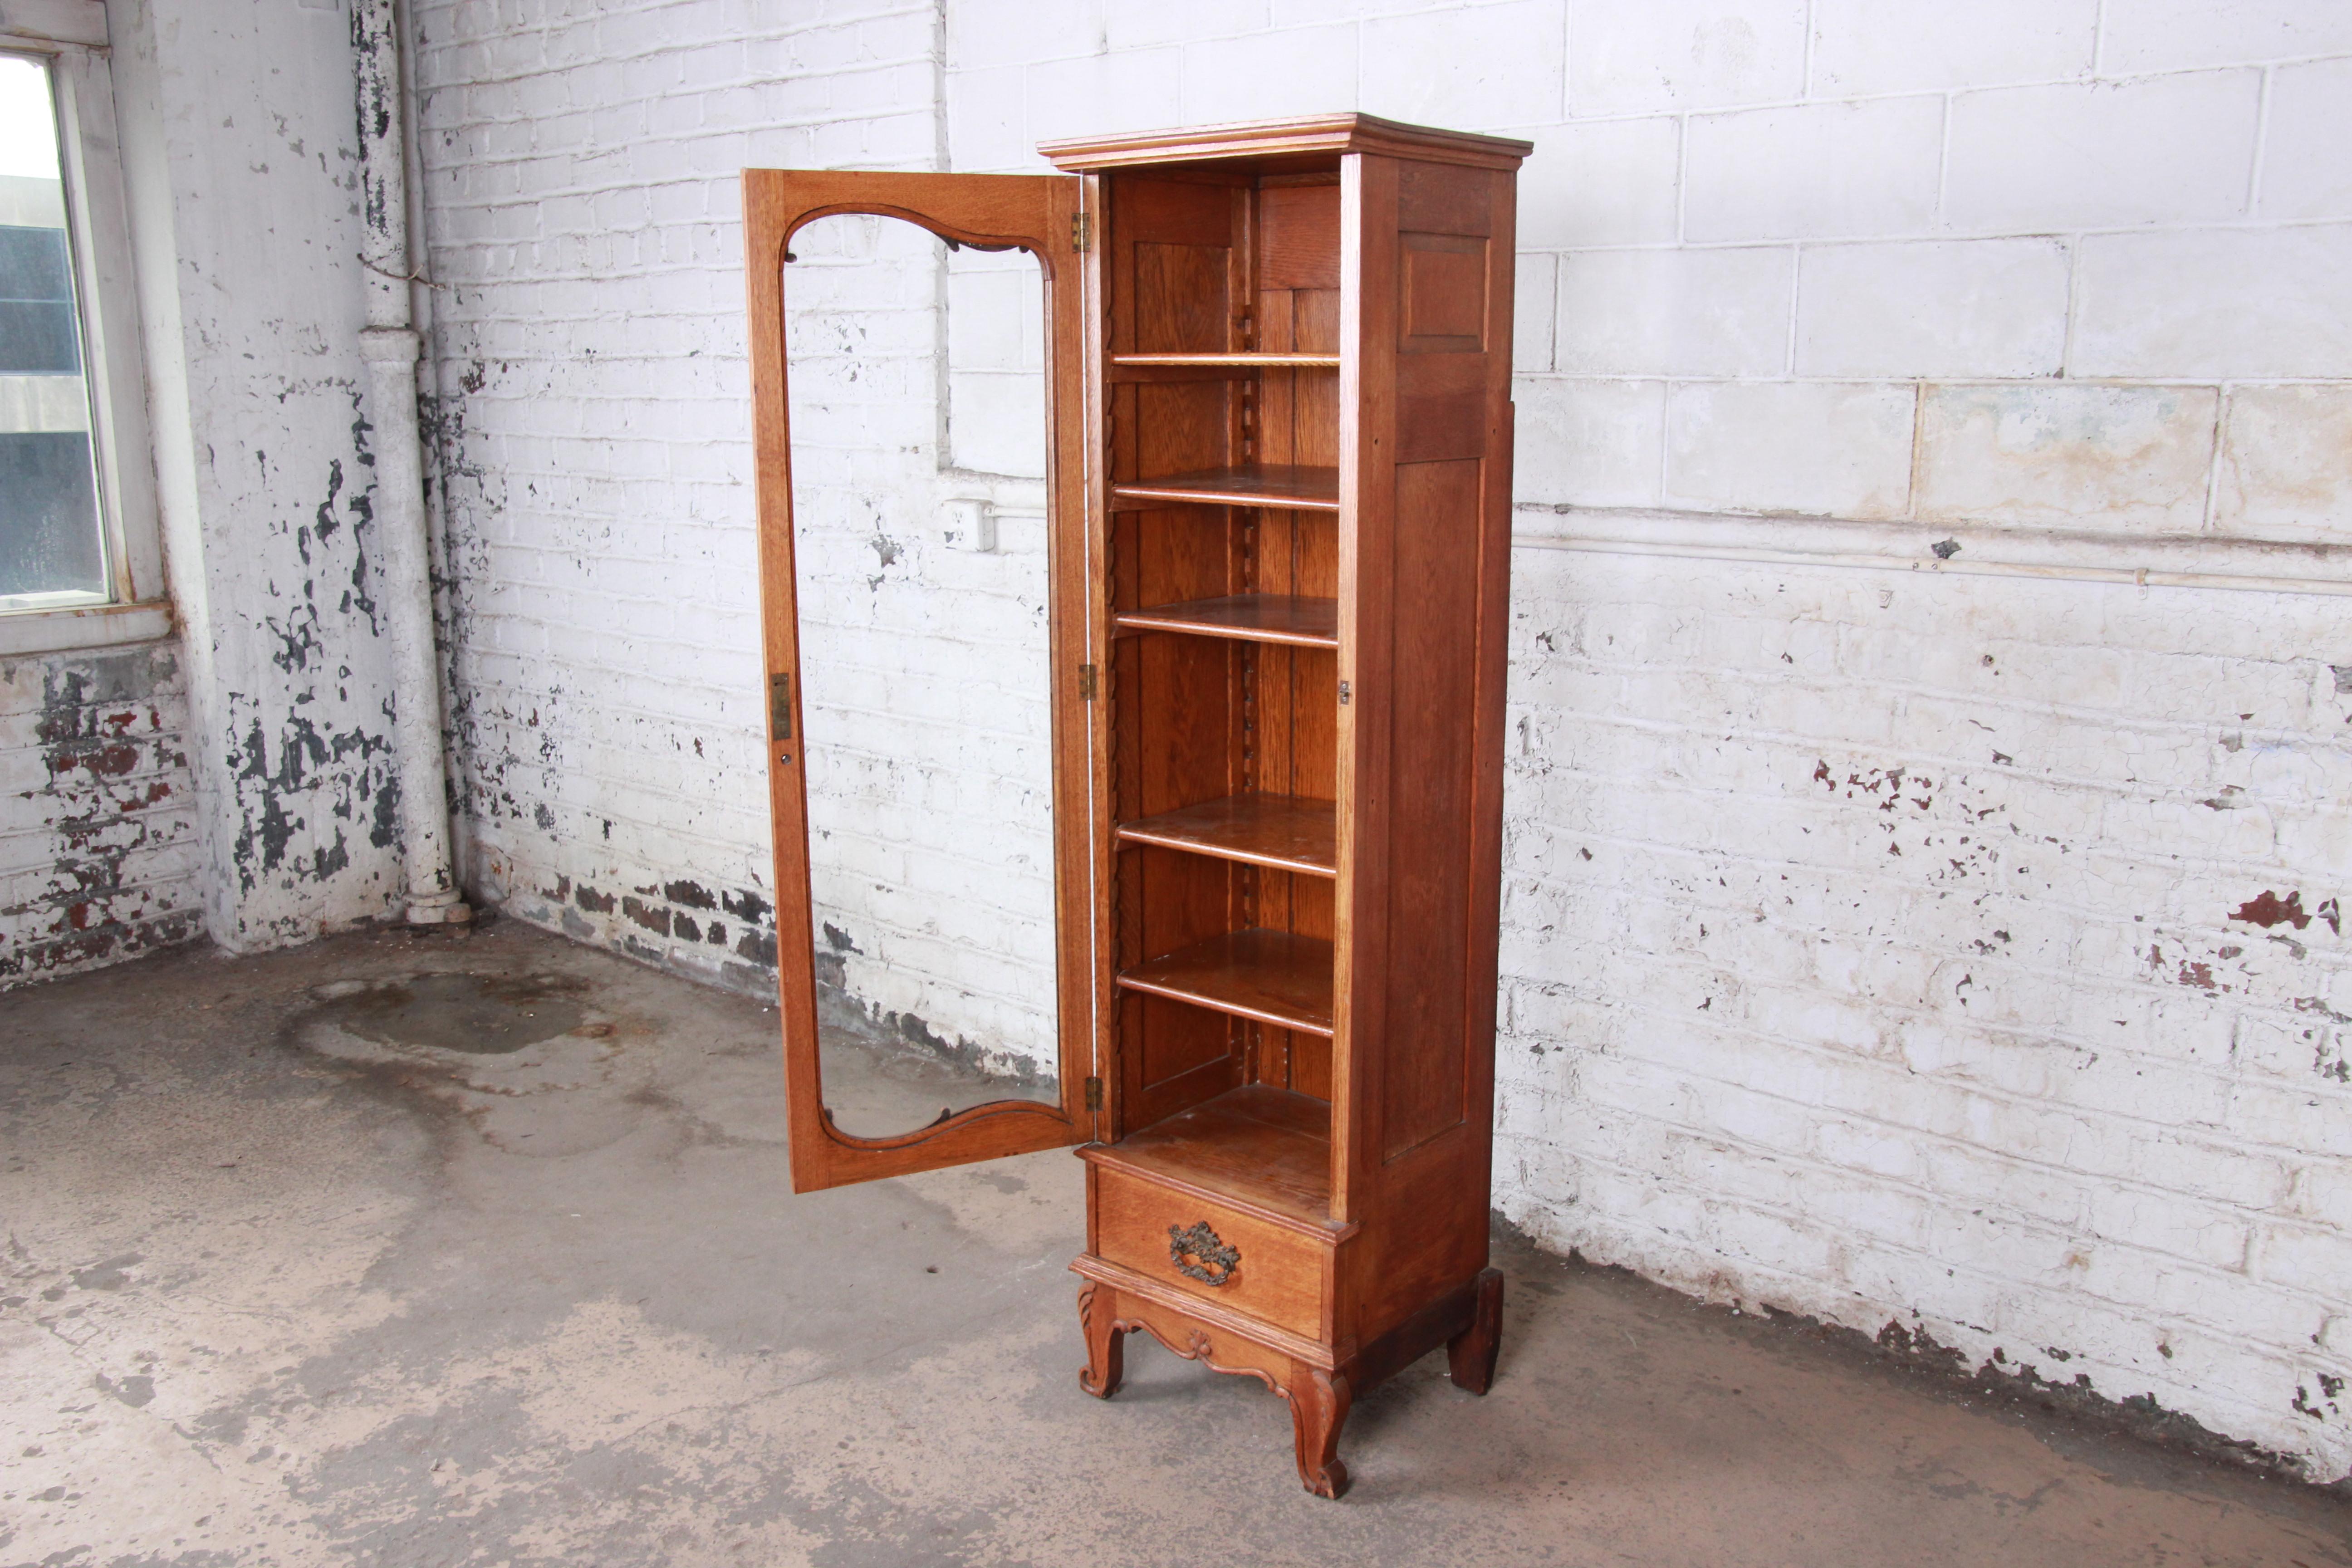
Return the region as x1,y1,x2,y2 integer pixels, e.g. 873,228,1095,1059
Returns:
1093,1167,1328,1338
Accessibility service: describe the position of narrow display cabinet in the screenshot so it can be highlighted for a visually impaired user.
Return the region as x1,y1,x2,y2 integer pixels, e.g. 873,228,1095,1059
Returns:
743,115,1528,1498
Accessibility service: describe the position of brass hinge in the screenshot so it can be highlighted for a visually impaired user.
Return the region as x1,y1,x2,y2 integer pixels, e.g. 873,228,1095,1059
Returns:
1084,1076,1103,1111
769,672,793,738
1071,211,1092,251
1079,662,1097,701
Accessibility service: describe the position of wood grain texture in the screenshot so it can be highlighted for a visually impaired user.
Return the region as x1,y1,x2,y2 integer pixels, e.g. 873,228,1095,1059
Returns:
1093,1166,1326,1335
1328,156,1517,1347
1259,182,1342,290
1116,790,1338,876
1058,124,1521,1499
1118,927,1335,1036
1040,112,1534,173
1078,1279,1125,1398
1291,1368,1353,1499
1115,593,1338,649
1063,1260,1497,1497
1377,456,1479,1161
1081,1083,1336,1224
1446,1267,1505,1394
1112,463,1340,511
1112,352,1338,368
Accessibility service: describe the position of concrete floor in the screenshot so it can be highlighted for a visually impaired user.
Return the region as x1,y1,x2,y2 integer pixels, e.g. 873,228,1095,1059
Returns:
4,923,2348,1568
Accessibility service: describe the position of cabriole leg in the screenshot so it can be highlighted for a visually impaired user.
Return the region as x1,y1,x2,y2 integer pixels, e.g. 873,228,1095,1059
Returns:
1078,1282,1125,1398
1446,1267,1505,1395
1289,1367,1352,1499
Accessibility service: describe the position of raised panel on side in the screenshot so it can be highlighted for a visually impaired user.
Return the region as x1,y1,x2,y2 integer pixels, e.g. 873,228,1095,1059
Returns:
1377,455,1482,1160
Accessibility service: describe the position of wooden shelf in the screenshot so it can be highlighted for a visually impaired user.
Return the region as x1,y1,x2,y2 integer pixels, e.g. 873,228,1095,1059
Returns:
1080,1085,1334,1226
1111,464,1340,512
1117,792,1337,877
1115,593,1338,649
1117,928,1334,1037
1111,353,1339,368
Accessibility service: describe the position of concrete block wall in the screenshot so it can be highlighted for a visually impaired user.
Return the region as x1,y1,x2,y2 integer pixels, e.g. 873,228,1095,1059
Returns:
405,0,2352,1478
1500,550,2352,1475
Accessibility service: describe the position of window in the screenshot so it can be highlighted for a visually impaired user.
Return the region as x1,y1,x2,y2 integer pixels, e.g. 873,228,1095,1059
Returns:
0,6,165,651
0,54,105,605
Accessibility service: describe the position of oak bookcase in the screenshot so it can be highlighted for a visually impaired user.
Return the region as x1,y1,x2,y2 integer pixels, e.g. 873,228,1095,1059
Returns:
745,114,1529,1498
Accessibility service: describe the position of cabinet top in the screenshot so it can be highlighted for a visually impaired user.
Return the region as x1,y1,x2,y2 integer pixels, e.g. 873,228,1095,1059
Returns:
1038,113,1533,173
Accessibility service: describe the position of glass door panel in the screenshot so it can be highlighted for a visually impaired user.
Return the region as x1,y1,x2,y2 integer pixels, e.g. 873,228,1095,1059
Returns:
743,170,1091,1191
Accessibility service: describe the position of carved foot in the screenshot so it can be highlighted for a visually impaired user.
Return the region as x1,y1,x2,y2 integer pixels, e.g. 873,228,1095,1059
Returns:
1446,1267,1505,1395
1078,1282,1125,1398
1289,1367,1352,1499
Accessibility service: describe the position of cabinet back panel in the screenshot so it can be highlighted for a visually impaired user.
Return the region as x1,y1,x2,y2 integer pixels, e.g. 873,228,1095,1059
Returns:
1110,176,1239,359
1126,632,1234,816
1127,843,1241,1100
1289,1026,1332,1099
1250,642,1336,803
1126,382,1231,479
1121,505,1237,612
1124,992,1242,1126
1136,244,1230,354
1258,183,1338,290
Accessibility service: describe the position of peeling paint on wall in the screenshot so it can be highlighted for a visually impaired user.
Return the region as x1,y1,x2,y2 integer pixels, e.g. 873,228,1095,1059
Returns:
1,645,201,986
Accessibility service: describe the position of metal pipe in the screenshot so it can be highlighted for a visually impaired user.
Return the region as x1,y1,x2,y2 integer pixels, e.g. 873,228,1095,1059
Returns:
353,0,469,925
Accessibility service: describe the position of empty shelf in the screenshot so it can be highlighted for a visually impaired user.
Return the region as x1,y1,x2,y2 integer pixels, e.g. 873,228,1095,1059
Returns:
1117,792,1337,877
1115,593,1338,648
1111,353,1339,368
1080,1086,1334,1226
1111,464,1340,512
1117,928,1334,1037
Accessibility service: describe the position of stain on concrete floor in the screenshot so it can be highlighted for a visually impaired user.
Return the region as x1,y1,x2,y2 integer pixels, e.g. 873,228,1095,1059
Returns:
2,922,2347,1567
299,971,593,1054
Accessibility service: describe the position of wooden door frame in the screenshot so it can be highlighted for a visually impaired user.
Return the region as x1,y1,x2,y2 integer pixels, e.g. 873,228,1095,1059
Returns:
743,169,1098,1191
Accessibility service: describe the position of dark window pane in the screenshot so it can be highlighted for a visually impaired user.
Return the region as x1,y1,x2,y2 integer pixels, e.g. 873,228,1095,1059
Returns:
0,431,105,597
0,300,80,374
0,226,80,374
0,225,74,299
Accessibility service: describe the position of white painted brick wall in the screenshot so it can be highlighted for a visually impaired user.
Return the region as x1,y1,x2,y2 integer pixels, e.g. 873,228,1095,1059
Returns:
407,0,2352,1481
787,213,1057,1070
414,1,1061,1075
0,0,414,974
0,643,200,986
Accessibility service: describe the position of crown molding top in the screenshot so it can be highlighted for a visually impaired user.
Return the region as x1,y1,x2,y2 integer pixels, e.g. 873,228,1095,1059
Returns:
1039,113,1533,172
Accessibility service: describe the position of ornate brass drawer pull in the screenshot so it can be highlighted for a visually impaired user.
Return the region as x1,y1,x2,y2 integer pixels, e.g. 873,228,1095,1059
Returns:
1168,1220,1240,1287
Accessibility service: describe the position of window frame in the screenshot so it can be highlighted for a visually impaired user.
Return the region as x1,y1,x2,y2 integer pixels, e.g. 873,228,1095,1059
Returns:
0,2,167,655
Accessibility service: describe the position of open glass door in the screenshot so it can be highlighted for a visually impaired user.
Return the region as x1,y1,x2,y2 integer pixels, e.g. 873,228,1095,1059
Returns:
744,170,1092,1191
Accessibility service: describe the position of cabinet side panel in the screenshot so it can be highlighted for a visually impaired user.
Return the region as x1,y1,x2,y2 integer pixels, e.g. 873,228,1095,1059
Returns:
1337,157,1514,1336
